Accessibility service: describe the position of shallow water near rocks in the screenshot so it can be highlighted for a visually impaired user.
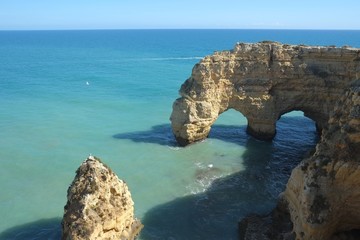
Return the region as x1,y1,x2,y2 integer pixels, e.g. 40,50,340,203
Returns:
0,30,359,239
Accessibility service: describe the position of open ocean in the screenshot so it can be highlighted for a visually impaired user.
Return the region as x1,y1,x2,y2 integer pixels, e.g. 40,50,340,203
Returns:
0,30,359,240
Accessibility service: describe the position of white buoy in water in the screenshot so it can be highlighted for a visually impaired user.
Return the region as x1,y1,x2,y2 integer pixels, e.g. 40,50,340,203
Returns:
86,81,90,85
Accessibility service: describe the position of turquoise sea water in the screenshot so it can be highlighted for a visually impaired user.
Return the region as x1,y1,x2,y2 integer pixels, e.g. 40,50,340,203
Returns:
0,30,359,240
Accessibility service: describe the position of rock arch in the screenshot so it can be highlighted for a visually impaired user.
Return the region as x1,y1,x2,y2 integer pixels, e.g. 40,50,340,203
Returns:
170,42,360,146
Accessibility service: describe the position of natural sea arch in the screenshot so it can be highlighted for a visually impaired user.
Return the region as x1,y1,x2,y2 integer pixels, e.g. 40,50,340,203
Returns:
170,42,360,146
204,108,318,147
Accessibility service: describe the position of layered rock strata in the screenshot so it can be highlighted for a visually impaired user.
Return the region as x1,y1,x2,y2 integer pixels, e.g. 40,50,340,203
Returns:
170,42,360,146
62,156,143,240
284,80,360,239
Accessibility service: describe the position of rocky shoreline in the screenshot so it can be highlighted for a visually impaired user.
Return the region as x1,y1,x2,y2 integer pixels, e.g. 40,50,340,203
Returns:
240,80,360,239
61,42,360,239
170,42,360,239
284,80,360,239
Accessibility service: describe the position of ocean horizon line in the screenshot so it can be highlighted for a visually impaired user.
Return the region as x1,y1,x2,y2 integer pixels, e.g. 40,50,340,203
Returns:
1,26,358,240
1,28,360,32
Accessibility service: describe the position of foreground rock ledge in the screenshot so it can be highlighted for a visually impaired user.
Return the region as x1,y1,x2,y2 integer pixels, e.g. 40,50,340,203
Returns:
62,156,143,240
170,41,360,146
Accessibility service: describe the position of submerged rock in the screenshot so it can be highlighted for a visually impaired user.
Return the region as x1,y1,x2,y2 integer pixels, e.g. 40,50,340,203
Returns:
170,42,360,146
62,156,143,240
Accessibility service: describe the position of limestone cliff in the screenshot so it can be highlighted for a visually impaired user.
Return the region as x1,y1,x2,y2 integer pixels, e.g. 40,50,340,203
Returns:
170,42,360,146
284,80,360,239
170,42,360,239
62,156,143,240
239,82,360,240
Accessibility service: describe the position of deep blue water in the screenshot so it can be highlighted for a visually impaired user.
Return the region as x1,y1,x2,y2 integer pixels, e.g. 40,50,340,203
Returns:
0,30,359,240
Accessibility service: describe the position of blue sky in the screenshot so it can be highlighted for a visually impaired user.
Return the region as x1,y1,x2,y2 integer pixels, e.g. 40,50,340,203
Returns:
1,0,359,30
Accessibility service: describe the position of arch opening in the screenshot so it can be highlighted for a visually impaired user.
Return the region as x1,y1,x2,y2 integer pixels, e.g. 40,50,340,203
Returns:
215,108,248,126
276,110,320,146
208,108,248,144
277,108,323,136
277,110,316,127
207,109,321,150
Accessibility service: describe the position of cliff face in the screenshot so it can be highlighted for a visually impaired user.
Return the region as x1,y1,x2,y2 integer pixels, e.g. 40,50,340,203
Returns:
284,80,360,239
62,156,143,240
171,42,360,239
170,42,360,146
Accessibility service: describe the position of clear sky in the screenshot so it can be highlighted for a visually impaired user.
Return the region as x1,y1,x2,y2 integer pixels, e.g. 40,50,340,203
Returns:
1,0,359,30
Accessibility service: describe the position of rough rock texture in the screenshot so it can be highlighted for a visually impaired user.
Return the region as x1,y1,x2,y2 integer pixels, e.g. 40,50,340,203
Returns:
284,80,360,239
170,42,360,146
238,198,294,240
238,81,360,240
62,156,143,240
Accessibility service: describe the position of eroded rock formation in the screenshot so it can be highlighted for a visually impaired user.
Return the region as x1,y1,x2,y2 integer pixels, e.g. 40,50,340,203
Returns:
170,42,360,146
239,81,360,240
62,156,143,240
284,80,360,239
171,42,360,239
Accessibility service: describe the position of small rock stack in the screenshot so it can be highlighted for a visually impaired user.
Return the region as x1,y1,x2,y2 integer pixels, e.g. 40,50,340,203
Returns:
62,156,143,240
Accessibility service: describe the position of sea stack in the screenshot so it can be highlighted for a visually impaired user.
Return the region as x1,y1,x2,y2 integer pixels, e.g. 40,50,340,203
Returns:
62,156,143,240
170,42,360,146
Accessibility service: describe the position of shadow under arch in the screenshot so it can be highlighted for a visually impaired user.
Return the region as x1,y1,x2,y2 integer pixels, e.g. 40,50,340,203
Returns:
0,115,319,240
113,109,318,149
112,109,250,147
0,218,62,240
113,124,178,146
112,123,249,147
139,113,319,239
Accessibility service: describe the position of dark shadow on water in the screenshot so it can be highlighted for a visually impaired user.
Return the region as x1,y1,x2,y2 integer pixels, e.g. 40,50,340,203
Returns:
113,123,249,147
140,139,276,240
0,218,61,240
139,116,319,240
113,124,177,146
113,115,318,148
1,117,317,240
